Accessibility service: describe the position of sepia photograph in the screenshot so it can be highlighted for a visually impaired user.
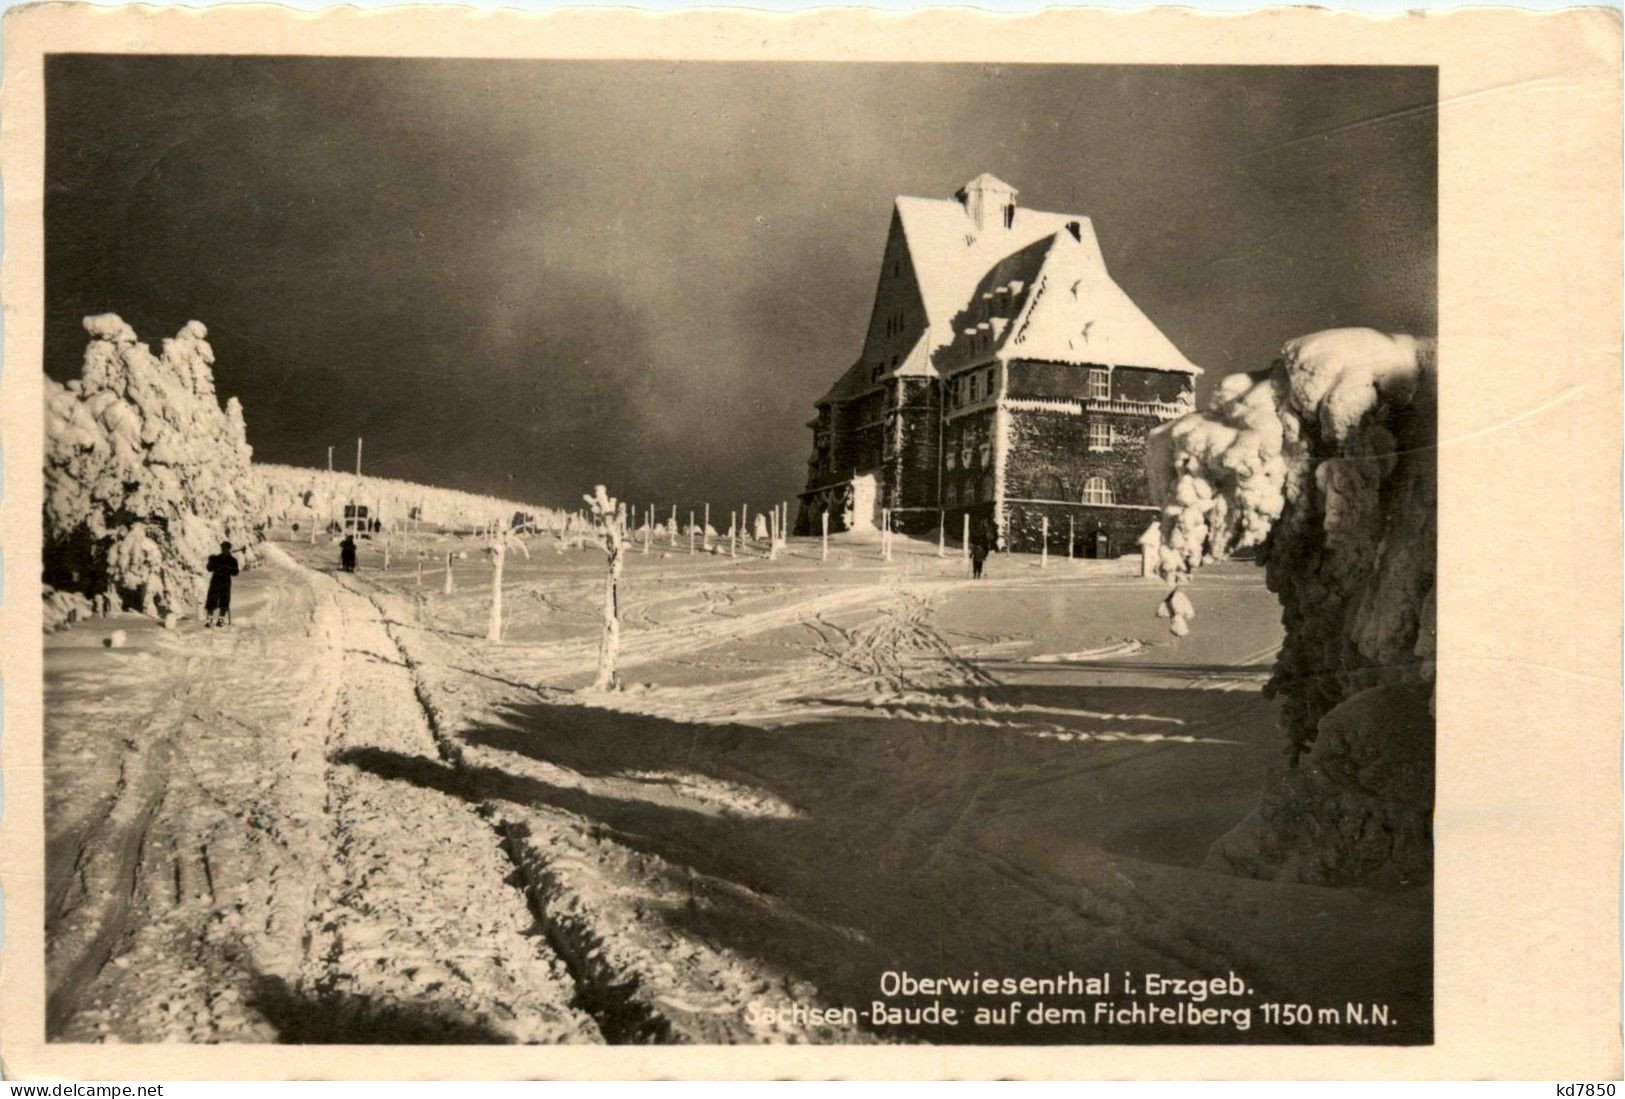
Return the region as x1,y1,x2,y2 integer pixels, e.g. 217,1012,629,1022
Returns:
1,4,1617,1082
32,54,1437,1047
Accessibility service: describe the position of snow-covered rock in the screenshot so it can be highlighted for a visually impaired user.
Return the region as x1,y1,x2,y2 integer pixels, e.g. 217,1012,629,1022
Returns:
45,315,259,620
1145,327,1436,885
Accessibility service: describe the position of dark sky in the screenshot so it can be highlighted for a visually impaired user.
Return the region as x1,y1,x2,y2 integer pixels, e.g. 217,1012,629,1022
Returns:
45,57,1435,511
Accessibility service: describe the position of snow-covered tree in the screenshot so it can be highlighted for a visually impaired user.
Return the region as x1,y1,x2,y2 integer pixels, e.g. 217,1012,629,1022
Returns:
44,315,258,619
485,527,530,642
1146,327,1436,885
583,485,627,692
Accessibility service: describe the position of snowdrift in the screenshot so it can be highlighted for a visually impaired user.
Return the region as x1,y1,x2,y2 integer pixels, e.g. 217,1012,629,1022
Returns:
1145,328,1436,886
254,464,566,536
45,315,259,621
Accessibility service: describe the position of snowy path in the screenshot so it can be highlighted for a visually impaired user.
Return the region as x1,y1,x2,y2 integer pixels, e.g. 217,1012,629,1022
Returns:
47,536,1429,1045
44,551,597,1043
288,577,598,1043
309,536,1429,1045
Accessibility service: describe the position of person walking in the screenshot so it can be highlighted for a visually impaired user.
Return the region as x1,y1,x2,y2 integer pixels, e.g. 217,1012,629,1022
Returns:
340,534,358,573
204,541,239,627
970,529,990,580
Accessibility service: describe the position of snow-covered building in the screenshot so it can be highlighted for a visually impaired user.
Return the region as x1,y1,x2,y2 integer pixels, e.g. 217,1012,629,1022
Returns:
797,174,1201,556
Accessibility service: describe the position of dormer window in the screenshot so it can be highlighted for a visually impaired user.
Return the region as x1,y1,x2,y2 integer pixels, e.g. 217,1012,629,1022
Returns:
1088,368,1110,400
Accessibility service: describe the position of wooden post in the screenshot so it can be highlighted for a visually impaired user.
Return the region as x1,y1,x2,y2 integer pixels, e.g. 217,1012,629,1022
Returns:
730,510,737,557
383,536,391,570
1041,515,1049,568
670,505,678,546
938,512,945,558
443,551,455,594
355,437,363,477
703,503,711,550
962,513,971,561
742,503,749,541
487,539,505,642
327,445,333,473
688,511,695,555
642,512,650,554
768,505,778,560
1069,515,1075,560
821,511,829,561
883,508,892,561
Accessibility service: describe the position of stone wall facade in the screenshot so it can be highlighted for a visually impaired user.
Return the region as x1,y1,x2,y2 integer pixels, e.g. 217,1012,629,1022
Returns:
801,361,1189,551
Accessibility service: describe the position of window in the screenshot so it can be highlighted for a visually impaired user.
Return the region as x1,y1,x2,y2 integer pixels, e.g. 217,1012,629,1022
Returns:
945,483,959,507
984,368,996,398
1088,368,1110,400
1003,203,1015,229
1083,477,1115,505
969,374,980,402
946,449,957,471
1088,421,1111,451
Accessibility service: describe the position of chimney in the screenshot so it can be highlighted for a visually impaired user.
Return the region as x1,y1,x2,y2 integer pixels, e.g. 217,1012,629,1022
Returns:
956,173,1019,233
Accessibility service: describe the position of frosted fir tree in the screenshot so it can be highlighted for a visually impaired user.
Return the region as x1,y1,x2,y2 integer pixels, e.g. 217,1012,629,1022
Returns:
583,485,628,692
44,315,257,619
485,526,531,642
1145,327,1437,885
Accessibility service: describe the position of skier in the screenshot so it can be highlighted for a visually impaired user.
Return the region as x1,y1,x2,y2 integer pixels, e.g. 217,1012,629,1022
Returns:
204,541,239,627
340,534,358,573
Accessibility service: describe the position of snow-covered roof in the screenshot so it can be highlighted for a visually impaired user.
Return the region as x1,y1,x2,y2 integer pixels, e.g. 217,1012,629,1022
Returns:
893,195,1089,342
999,233,1202,375
818,180,1200,405
955,173,1018,198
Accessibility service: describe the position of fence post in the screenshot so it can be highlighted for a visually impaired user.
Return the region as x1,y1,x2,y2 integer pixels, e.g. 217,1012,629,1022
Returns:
670,505,678,546
730,510,737,557
938,512,945,558
1069,515,1075,560
688,511,695,555
962,513,970,561
1041,515,1049,569
703,503,711,550
821,511,829,562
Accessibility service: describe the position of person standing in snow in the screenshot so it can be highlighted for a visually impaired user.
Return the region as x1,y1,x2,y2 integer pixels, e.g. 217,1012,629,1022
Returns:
970,528,990,580
340,534,357,573
204,541,239,627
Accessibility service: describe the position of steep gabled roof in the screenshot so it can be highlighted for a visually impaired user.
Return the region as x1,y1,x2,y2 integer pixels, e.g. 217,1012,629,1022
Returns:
820,183,1199,407
999,232,1201,374
893,196,1093,344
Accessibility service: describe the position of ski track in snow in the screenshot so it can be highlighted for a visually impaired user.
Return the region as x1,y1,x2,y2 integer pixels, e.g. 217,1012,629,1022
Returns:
44,548,600,1043
48,537,1395,1046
